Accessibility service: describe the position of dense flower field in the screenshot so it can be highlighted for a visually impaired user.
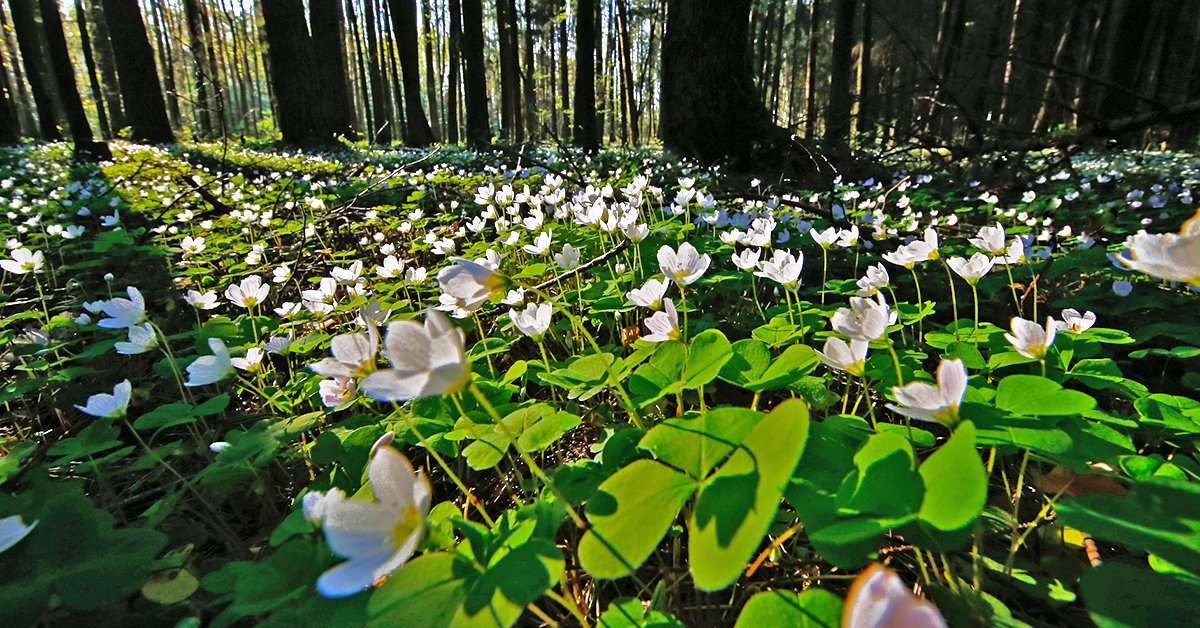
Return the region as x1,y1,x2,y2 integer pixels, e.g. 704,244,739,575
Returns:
2,141,1199,626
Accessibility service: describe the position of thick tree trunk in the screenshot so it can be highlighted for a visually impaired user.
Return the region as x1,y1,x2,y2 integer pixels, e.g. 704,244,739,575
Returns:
87,0,123,133
9,0,63,139
149,0,181,127
521,0,536,140
572,0,598,149
556,0,569,137
385,0,435,145
447,0,462,143
803,0,821,138
853,0,872,138
1098,0,1153,122
73,0,110,137
184,0,215,137
462,0,490,145
825,0,855,144
660,0,780,161
38,0,108,158
421,0,441,139
364,0,393,143
0,23,18,144
260,0,320,144
100,0,174,143
615,0,638,144
310,0,357,139
346,0,373,134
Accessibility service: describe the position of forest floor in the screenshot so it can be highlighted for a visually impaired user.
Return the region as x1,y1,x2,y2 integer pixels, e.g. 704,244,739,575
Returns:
1,141,1199,626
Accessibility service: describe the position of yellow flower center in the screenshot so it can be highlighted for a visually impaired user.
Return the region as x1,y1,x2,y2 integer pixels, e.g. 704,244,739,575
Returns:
391,505,423,547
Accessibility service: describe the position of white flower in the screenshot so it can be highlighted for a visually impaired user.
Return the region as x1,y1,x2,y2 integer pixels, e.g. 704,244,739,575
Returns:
817,337,869,377
75,380,132,418
376,255,405,279
181,236,205,255
627,278,670,310
523,230,553,255
185,338,233,387
360,309,470,401
438,257,503,312
855,264,890,296
265,333,293,354
754,249,804,290
554,243,582,270
622,223,649,242
406,266,428,285
1005,316,1056,360
731,248,760,271
884,229,940,268
1056,309,1096,334
273,264,293,284
844,563,947,628
1117,230,1200,285
231,347,266,373
315,446,432,598
657,242,710,286
969,222,1007,254
886,358,968,425
810,226,839,248
831,294,896,342
275,301,303,318
303,489,347,525
185,289,219,310
502,288,525,306
114,323,157,355
97,286,146,329
837,226,860,248
946,253,995,285
318,377,357,407
310,328,379,380
0,248,44,274
225,275,270,309
0,515,38,554
509,303,552,340
643,298,680,342
331,261,364,285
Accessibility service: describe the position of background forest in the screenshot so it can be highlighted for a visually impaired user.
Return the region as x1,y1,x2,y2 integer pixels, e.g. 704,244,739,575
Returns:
1,0,1198,156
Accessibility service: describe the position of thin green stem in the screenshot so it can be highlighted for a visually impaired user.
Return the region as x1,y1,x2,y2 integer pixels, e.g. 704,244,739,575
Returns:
942,259,960,340
473,311,496,378
402,400,495,526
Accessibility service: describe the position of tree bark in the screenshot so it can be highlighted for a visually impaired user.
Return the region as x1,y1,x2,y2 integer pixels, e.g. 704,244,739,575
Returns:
184,0,216,137
73,0,110,137
310,0,358,139
462,0,491,145
572,0,598,149
447,0,462,143
1098,0,1153,122
615,0,638,144
825,0,855,143
0,19,18,144
521,0,536,140
421,0,441,139
8,0,62,139
364,0,393,142
659,0,781,161
149,0,181,127
853,0,872,138
38,0,108,157
260,0,321,144
100,0,174,143
557,0,569,137
803,0,822,138
384,0,435,145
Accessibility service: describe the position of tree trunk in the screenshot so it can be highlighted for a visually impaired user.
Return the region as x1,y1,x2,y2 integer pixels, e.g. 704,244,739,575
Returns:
86,1,123,134
853,0,872,138
73,0,110,137
447,0,462,143
572,0,598,149
364,0,393,142
310,0,357,139
149,0,181,128
384,0,434,145
100,0,174,143
346,0,373,135
0,4,35,136
184,0,215,137
521,0,536,140
38,0,108,157
615,0,638,144
997,0,1024,128
462,0,491,145
0,20,18,144
803,0,822,138
660,0,780,161
9,0,63,139
421,0,441,139
556,0,569,137
1098,0,1153,122
1032,1,1080,134
260,0,321,144
825,0,855,144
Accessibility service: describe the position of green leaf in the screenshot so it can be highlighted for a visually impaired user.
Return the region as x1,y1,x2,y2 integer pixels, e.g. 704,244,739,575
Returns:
917,422,987,533
579,460,695,579
836,432,922,518
682,329,732,389
368,553,467,628
598,596,685,627
718,339,771,387
1057,478,1200,575
745,344,821,391
133,403,195,431
995,375,1096,416
734,589,843,628
639,407,763,479
1080,562,1200,628
689,399,810,590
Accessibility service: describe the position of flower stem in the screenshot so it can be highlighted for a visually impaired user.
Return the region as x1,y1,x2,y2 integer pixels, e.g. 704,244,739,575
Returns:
473,311,496,379
401,400,495,526
942,259,960,340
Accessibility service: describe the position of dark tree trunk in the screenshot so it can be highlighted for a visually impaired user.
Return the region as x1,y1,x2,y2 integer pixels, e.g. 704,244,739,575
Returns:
73,0,110,137
149,0,181,127
421,0,441,139
310,0,357,139
38,0,108,158
346,0,371,133
184,0,215,137
384,0,435,145
100,0,174,143
521,0,536,140
1098,0,1153,122
0,22,18,144
9,0,62,139
803,0,821,138
825,0,855,144
363,0,393,143
260,0,321,144
853,0,872,138
495,0,515,139
572,0,598,149
0,4,36,135
556,0,569,137
447,0,462,143
616,0,638,144
660,0,779,161
462,0,490,145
